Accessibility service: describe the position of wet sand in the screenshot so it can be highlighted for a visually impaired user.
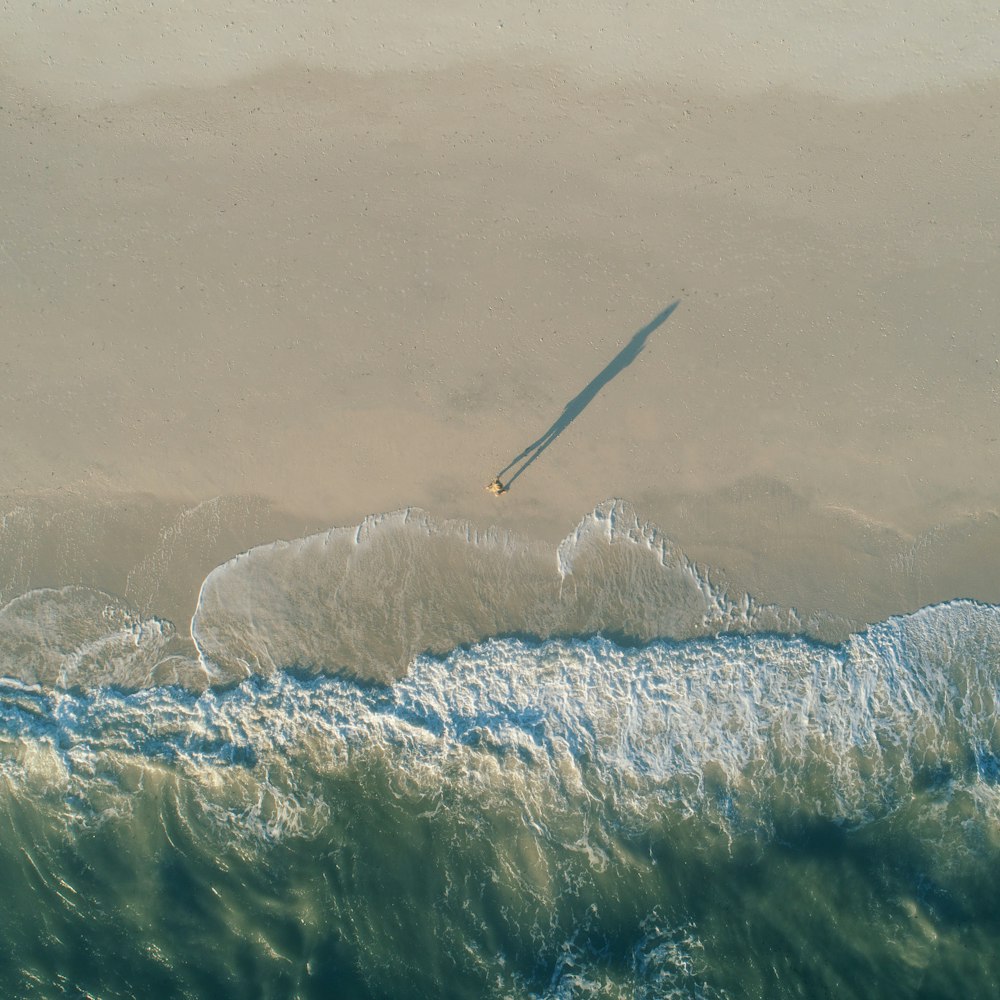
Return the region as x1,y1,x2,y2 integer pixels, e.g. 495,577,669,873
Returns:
2,2,999,633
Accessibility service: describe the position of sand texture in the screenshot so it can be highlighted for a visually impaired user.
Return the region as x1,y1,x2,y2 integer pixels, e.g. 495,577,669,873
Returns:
2,1,999,629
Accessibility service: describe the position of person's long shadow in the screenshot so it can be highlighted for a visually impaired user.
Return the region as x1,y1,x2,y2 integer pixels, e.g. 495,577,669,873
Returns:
493,300,680,491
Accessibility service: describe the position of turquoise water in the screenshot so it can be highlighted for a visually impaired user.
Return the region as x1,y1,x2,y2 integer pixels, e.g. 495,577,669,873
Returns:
1,505,999,997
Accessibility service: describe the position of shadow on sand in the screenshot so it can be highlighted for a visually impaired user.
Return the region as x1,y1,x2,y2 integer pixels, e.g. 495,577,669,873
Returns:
493,300,680,491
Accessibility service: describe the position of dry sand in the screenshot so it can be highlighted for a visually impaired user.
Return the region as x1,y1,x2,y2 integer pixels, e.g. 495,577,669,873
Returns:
2,1,999,631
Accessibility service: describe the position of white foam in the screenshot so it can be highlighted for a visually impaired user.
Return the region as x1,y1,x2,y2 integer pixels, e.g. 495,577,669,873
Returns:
0,587,176,689
3,595,999,999
522,914,726,1000
4,600,1000,845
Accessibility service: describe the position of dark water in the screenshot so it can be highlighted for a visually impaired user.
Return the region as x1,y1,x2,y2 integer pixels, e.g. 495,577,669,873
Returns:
1,504,999,997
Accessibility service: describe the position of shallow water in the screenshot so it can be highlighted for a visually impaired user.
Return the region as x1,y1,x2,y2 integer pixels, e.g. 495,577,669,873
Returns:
1,502,998,997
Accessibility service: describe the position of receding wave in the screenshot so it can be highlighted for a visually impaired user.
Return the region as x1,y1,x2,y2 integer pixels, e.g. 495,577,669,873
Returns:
190,500,812,685
0,587,175,689
0,500,852,690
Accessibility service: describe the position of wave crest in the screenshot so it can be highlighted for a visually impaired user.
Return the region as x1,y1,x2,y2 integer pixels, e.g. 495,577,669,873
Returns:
4,600,999,841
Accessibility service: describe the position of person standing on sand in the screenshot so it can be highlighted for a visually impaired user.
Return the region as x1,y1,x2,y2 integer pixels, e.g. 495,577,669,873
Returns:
486,477,507,495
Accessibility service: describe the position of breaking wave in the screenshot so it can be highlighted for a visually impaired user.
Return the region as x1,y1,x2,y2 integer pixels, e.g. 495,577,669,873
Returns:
3,500,1000,996
3,600,1000,840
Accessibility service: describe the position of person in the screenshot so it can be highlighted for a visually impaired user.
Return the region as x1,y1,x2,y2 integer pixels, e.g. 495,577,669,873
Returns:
486,477,507,496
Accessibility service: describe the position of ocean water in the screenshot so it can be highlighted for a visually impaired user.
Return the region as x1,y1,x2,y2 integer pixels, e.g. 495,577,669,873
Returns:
1,501,999,998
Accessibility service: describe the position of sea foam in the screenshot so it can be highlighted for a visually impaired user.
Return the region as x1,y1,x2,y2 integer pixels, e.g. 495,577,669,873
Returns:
1,504,997,998
2,600,999,843
0,587,174,689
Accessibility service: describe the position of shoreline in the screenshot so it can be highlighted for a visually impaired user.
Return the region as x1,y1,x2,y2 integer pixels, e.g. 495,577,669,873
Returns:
3,486,999,661
2,5,999,995
4,20,998,655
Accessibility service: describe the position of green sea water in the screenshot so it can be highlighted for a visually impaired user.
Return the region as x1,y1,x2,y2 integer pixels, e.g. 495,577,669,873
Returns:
1,503,999,997
3,604,1000,998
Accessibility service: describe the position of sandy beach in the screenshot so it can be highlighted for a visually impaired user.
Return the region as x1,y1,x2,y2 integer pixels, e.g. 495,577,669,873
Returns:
5,8,1000,996
3,1,999,632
